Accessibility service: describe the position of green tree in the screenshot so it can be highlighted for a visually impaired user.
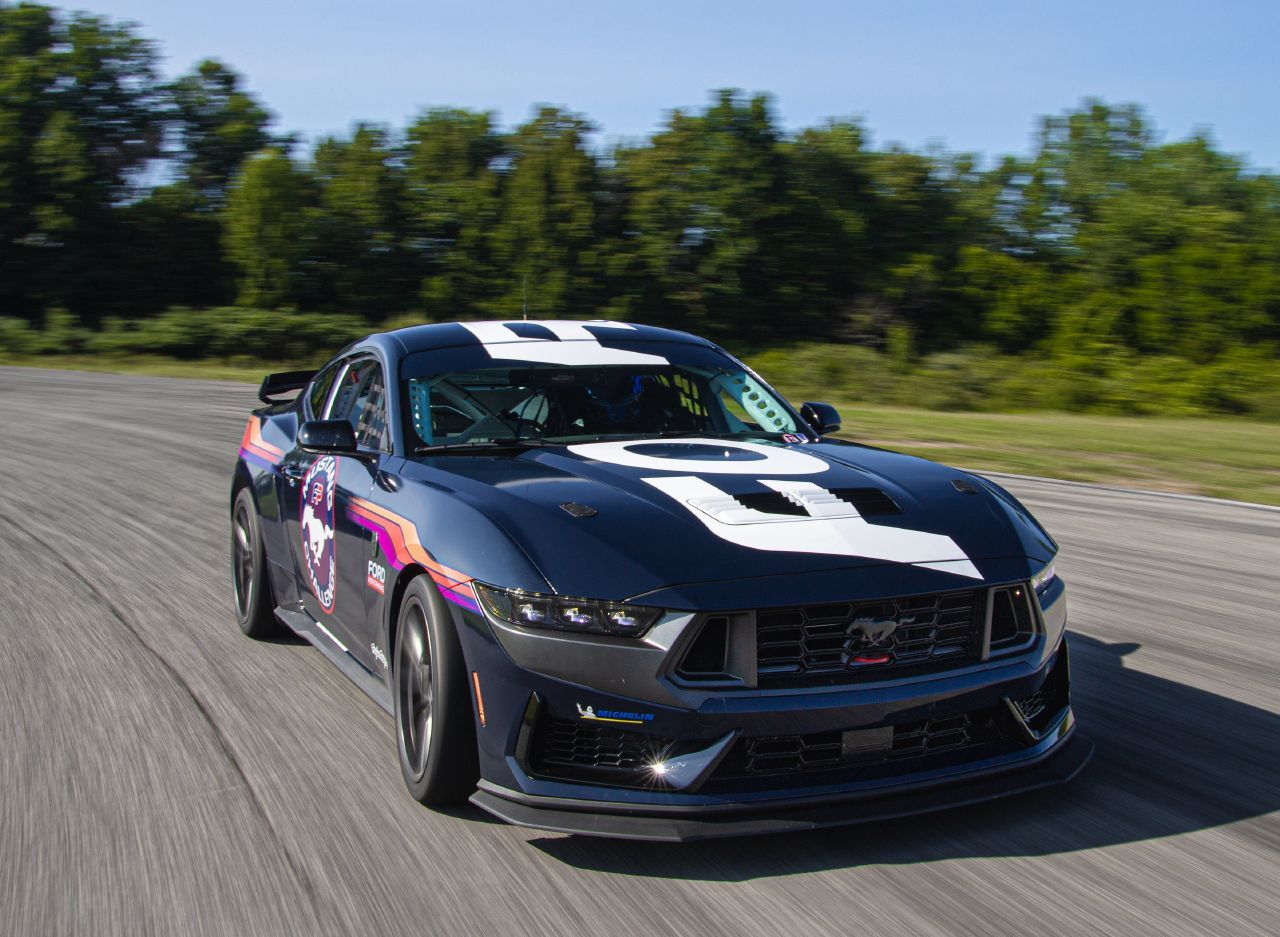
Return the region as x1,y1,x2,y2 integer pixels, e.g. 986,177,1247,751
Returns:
309,124,409,315
168,58,273,205
614,91,793,338
223,149,317,308
781,121,877,333
403,108,506,318
112,183,236,313
0,2,166,320
490,107,601,317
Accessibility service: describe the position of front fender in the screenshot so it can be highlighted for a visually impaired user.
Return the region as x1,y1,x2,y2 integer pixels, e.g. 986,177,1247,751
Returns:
360,457,552,671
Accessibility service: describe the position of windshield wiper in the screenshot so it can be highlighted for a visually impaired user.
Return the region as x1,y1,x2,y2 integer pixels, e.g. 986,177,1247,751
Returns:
414,438,557,455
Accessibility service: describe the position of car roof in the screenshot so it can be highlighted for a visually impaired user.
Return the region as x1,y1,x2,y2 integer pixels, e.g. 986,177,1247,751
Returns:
355,319,719,358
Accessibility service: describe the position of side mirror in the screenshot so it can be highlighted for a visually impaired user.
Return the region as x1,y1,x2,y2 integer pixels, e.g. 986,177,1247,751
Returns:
298,419,359,455
800,402,841,436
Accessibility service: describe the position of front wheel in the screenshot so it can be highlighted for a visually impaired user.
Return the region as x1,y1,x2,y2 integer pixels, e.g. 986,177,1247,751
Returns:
394,575,479,804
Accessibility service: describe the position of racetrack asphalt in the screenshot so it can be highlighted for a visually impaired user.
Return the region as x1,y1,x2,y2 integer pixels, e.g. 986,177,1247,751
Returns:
1,366,1276,937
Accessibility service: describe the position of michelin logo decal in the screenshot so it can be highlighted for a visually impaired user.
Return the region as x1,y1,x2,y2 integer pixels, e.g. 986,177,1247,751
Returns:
577,703,654,724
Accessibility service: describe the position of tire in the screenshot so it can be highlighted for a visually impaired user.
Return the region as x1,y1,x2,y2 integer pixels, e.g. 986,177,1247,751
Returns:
394,574,479,804
231,486,279,639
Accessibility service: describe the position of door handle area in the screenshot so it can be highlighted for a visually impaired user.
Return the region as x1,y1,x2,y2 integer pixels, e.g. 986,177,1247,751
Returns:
281,463,306,484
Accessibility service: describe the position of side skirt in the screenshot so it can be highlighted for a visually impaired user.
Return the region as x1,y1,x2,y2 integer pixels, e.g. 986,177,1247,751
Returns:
275,605,393,715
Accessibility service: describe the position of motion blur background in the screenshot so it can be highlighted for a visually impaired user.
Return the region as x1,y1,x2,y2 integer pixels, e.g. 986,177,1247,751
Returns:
2,0,1278,502
2,8,1278,937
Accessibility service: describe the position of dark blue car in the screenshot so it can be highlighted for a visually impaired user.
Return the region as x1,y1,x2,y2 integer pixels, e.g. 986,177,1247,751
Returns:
230,320,1089,840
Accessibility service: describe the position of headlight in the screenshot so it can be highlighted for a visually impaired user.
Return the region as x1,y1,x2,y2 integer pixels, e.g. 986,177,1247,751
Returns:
473,583,662,637
1031,560,1057,594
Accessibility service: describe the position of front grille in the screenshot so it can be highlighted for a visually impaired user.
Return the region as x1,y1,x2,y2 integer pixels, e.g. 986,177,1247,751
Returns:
527,716,674,786
714,708,1008,781
755,589,982,686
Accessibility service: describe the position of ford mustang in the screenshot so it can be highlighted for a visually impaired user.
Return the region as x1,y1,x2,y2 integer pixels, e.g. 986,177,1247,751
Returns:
230,320,1090,840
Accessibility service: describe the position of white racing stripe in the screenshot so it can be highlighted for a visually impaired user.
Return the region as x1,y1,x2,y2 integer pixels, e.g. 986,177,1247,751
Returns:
459,321,669,366
644,475,982,578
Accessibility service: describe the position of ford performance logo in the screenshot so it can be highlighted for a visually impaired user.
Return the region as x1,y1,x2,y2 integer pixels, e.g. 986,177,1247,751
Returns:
301,455,337,613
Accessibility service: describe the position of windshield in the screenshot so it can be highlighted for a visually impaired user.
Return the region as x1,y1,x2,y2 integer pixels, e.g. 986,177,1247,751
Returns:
403,359,803,449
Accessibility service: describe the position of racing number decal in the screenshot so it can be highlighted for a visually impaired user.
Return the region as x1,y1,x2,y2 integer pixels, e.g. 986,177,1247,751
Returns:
567,438,827,475
301,455,338,612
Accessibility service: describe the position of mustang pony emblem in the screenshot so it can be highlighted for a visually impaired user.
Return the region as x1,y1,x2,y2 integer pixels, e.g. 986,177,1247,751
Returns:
300,455,338,613
853,616,901,644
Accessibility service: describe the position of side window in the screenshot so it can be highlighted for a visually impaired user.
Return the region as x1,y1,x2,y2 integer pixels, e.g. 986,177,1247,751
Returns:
326,359,389,451
307,364,339,418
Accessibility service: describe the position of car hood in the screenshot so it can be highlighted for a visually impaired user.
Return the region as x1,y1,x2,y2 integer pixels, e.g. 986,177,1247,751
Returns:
400,437,1057,607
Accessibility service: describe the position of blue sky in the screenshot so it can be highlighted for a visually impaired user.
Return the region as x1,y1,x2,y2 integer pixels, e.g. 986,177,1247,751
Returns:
74,0,1278,169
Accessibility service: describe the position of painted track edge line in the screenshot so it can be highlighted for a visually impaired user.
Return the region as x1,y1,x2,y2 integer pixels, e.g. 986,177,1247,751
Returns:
966,468,1280,514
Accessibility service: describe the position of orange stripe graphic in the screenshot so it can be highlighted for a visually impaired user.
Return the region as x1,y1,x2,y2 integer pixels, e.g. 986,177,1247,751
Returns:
349,497,470,587
240,418,285,462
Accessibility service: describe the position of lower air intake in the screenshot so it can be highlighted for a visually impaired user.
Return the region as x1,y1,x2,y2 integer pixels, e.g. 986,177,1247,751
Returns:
717,709,1001,778
527,716,675,787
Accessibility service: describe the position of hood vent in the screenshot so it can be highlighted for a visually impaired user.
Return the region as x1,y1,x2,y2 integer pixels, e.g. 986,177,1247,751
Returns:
693,487,903,523
733,492,808,517
828,488,902,516
731,488,901,518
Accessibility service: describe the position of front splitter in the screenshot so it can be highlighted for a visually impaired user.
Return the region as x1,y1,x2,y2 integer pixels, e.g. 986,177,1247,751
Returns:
469,733,1093,842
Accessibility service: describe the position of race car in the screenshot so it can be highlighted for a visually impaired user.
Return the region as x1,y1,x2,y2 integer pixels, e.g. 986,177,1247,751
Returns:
230,319,1090,840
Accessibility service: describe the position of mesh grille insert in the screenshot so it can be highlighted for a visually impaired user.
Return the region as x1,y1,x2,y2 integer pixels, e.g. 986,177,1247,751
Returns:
715,708,1006,779
527,716,675,787
755,589,982,686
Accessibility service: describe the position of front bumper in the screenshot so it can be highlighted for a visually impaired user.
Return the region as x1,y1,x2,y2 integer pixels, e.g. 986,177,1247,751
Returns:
451,575,1084,839
471,724,1091,841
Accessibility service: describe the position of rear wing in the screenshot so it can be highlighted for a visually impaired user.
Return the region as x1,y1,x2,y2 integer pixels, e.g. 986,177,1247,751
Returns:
258,369,316,405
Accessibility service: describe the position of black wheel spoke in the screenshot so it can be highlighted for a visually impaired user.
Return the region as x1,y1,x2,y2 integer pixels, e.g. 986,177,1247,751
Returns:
398,603,434,780
232,506,253,618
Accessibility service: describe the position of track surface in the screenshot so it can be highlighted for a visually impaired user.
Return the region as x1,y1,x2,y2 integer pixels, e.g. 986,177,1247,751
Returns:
2,367,1277,937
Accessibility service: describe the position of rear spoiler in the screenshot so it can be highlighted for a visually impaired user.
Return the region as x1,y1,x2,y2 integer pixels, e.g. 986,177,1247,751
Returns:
258,369,316,405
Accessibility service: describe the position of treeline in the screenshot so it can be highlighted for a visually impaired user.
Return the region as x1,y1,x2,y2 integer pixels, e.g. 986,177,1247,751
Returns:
2,2,1280,415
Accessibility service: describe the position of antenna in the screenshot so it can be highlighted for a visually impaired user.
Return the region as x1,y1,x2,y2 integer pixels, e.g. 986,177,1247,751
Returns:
522,275,528,321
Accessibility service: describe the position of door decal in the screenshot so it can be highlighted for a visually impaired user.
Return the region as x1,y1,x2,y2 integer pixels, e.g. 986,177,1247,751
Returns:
300,455,338,613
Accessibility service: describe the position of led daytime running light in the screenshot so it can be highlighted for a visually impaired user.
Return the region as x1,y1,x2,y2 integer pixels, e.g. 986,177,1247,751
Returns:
1031,563,1056,591
474,583,662,637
